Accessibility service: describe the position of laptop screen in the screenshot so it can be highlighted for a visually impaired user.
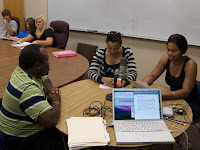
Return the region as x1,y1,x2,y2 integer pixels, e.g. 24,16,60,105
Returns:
113,89,162,120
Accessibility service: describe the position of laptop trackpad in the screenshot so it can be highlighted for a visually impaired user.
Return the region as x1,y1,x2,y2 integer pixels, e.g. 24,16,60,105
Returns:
116,132,174,143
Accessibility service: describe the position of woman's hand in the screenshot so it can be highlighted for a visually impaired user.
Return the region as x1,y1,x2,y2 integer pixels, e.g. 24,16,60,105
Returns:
101,77,114,87
116,80,126,88
32,40,39,44
7,35,12,41
11,40,22,46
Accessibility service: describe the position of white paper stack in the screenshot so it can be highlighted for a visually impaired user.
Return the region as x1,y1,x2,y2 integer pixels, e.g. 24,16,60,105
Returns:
67,117,110,149
11,42,31,49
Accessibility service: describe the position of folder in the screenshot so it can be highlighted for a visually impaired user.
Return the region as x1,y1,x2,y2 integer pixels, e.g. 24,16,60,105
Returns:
66,117,110,149
52,50,77,58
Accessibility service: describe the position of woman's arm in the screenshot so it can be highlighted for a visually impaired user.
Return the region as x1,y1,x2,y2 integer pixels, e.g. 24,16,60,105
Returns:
32,37,53,47
124,48,137,86
7,35,18,41
162,59,197,100
31,28,54,47
142,54,168,85
88,49,103,83
12,34,34,45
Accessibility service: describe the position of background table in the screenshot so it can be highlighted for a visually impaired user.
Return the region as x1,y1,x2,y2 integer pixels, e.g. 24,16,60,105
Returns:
0,40,89,98
56,79,193,147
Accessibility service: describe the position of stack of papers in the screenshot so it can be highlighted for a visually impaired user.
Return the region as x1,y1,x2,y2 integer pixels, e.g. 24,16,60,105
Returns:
67,117,110,149
52,50,77,58
11,42,31,49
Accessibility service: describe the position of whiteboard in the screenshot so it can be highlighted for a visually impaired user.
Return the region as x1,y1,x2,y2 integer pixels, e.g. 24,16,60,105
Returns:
48,0,200,46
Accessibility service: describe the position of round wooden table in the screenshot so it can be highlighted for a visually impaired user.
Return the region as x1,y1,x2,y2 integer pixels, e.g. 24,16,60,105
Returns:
56,79,192,147
0,40,89,98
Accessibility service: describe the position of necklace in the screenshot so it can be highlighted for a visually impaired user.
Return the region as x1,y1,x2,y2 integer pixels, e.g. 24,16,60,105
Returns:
171,63,176,71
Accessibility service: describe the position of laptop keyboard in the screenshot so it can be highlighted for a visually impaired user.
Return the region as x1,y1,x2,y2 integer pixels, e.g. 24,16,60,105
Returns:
120,122,166,132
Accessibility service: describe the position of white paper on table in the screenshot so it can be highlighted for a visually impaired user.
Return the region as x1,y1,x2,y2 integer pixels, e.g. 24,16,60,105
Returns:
11,42,31,49
99,84,112,89
99,78,121,89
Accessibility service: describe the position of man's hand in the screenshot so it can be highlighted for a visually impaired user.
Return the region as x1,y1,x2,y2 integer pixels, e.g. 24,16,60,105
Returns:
38,87,61,128
47,87,61,104
3,19,8,25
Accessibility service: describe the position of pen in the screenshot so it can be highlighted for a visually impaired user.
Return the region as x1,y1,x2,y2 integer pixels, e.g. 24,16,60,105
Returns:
164,118,187,126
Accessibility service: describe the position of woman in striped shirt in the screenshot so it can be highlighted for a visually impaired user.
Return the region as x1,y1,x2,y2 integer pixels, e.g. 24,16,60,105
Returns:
88,31,137,88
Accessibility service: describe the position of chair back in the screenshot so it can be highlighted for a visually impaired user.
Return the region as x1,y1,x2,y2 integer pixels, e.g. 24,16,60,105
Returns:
76,43,98,80
10,16,20,34
50,21,69,49
0,132,7,150
76,42,98,64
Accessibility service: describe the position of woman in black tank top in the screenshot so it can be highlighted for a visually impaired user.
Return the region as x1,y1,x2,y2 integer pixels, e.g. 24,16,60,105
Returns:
142,34,199,121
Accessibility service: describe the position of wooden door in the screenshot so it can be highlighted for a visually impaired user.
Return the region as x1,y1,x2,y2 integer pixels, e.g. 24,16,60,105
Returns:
4,0,24,33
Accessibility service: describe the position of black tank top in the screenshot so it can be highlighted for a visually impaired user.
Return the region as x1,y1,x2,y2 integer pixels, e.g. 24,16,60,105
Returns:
165,56,198,102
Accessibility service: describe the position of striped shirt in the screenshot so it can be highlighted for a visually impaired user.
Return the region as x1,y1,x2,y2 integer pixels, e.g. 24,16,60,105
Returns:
0,66,52,137
88,47,137,86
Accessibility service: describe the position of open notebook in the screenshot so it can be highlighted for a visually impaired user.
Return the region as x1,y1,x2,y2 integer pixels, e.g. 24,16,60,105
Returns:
112,88,175,144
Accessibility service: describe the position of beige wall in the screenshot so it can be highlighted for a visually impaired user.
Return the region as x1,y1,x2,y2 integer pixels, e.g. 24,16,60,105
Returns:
0,0,47,20
0,0,3,21
24,0,47,19
1,0,200,87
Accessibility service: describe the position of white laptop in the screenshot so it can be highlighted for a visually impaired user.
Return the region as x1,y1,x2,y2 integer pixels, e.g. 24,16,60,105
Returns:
112,88,175,144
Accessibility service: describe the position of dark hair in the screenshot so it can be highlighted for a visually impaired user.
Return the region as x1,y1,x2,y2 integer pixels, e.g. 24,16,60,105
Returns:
2,9,11,17
167,34,188,54
19,44,45,70
26,17,35,33
106,31,122,45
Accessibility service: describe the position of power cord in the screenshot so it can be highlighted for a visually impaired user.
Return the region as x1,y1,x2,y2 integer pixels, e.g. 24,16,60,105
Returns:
83,99,112,119
164,103,192,124
166,123,189,150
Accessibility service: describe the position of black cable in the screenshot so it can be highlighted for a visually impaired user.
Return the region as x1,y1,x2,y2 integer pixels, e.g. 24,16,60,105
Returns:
83,99,112,119
163,103,192,123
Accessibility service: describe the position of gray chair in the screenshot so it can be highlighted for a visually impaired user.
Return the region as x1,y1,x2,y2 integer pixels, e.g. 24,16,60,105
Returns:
76,42,98,80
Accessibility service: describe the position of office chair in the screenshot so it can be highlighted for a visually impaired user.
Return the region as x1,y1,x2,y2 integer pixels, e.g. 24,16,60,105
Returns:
76,42,98,80
50,21,69,49
10,16,20,35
